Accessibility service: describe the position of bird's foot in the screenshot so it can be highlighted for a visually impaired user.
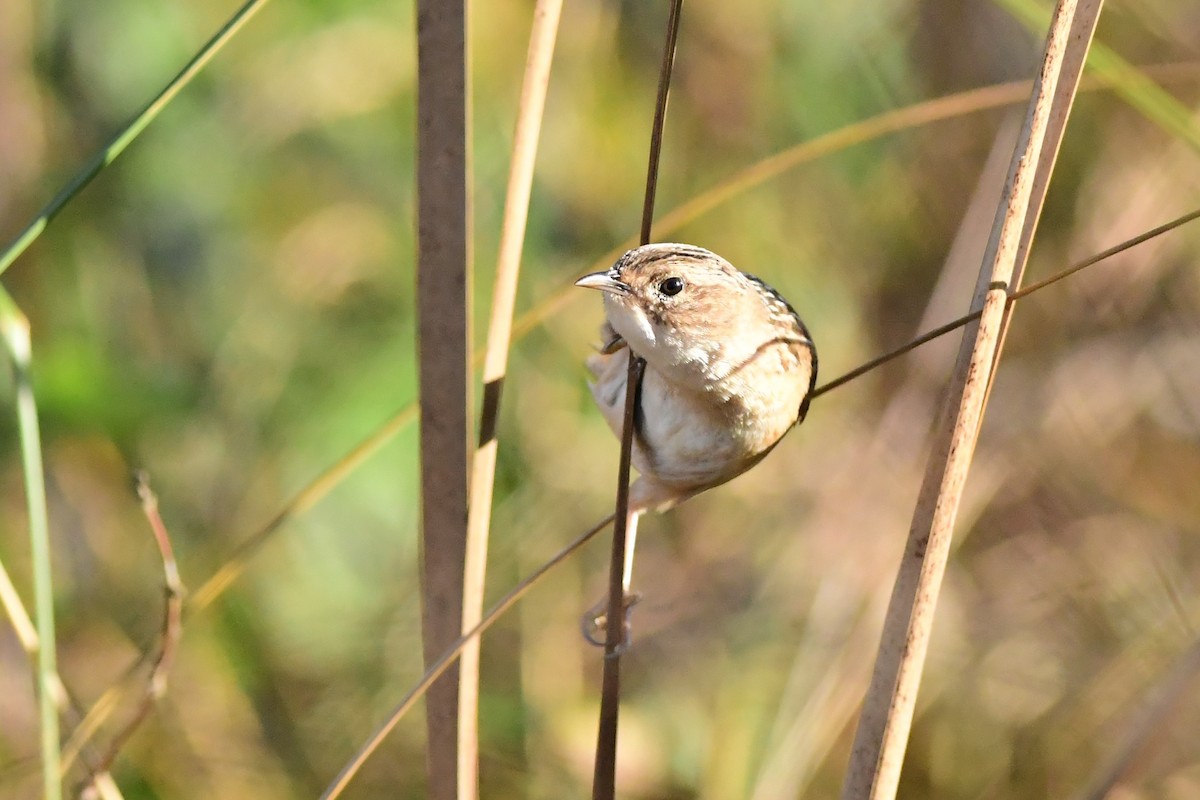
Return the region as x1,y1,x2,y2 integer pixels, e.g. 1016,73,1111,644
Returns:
580,591,643,652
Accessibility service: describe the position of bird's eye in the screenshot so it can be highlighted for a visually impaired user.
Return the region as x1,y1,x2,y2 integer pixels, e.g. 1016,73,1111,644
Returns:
659,276,685,296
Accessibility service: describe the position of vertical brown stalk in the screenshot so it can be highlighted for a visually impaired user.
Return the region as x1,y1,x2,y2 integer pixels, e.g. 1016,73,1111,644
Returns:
840,1,1103,798
459,0,563,796
416,0,472,798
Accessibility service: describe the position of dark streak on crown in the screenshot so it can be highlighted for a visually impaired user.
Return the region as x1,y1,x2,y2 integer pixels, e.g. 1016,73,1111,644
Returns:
615,243,716,273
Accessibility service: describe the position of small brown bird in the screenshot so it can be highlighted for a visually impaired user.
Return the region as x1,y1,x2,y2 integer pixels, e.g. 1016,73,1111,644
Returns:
576,242,818,513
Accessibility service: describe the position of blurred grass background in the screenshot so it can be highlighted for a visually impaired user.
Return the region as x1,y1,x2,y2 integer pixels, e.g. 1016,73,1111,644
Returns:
1,0,1200,797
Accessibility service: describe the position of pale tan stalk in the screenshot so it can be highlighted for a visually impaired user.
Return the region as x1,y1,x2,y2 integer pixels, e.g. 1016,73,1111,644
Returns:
841,1,1105,798
984,0,1105,416
750,122,1020,800
459,0,563,796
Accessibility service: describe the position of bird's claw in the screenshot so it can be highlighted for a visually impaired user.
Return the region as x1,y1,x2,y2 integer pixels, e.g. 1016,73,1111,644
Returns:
581,591,643,652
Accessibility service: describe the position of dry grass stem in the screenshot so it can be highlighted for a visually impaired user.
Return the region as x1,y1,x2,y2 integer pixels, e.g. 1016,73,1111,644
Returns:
0,559,48,681
638,0,685,245
460,0,563,793
984,0,1106,414
83,473,184,796
750,136,1020,798
999,0,1200,151
841,1,1104,797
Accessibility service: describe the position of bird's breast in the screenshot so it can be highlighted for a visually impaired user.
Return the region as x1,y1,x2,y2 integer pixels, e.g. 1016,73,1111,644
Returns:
597,357,785,491
587,328,812,499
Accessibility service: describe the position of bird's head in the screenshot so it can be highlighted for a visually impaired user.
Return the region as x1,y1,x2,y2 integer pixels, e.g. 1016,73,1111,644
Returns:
575,244,757,375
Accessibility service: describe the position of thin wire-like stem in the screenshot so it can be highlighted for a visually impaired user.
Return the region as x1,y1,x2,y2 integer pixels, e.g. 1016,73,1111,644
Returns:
460,1,564,793
0,287,61,800
639,0,685,245
1008,208,1200,300
811,206,1200,399
593,2,684,797
320,512,615,800
0,0,272,279
592,357,645,800
841,2,1100,797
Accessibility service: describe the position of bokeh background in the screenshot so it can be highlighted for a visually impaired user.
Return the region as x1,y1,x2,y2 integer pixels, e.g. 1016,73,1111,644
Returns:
2,0,1200,797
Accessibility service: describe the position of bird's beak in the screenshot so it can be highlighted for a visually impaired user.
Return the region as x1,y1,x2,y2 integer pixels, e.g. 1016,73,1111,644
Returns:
574,270,630,295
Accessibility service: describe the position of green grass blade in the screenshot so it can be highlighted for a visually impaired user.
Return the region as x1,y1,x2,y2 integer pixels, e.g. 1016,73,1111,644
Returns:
0,286,61,800
0,0,273,278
